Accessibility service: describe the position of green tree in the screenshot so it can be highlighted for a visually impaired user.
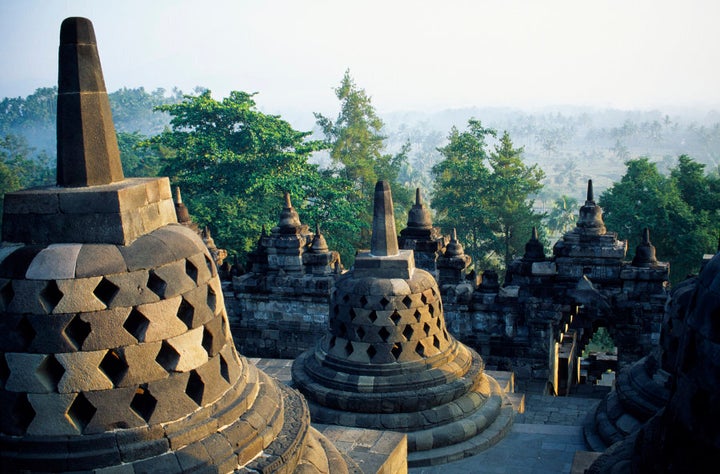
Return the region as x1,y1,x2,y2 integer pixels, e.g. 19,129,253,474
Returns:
0,134,53,219
599,157,717,283
314,70,413,249
117,131,163,177
432,120,545,276
148,90,363,264
546,195,578,236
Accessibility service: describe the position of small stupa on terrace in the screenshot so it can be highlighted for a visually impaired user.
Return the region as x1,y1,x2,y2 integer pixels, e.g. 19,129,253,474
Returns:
0,17,356,473
292,181,514,467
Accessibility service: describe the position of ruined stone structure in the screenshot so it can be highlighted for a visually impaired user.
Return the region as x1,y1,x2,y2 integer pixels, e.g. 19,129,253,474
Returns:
292,181,514,467
398,188,447,277
440,180,670,393
231,193,343,358
585,249,720,473
0,17,364,473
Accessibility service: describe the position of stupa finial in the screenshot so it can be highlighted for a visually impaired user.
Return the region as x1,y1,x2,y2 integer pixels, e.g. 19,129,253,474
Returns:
56,17,124,187
586,179,594,202
371,181,399,257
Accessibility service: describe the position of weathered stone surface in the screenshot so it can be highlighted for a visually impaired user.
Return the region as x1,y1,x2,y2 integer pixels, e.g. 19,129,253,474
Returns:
74,244,126,277
56,350,113,392
136,295,185,343
26,392,79,435
25,244,82,280
53,276,105,313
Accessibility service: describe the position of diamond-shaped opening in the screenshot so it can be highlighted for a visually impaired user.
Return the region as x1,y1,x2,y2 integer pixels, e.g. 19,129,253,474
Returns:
414,309,422,323
147,271,167,298
185,259,199,283
379,297,390,309
348,308,357,321
329,336,336,349
92,278,118,307
40,280,64,312
415,341,426,357
368,310,378,323
359,296,368,306
185,370,205,406
420,293,428,305
366,345,377,359
10,393,35,435
99,350,128,387
402,295,412,309
219,354,230,383
36,354,65,391
123,308,150,342
391,343,402,360
207,286,217,313
431,287,437,297
356,326,366,340
402,325,414,340
0,280,14,310
16,315,36,348
67,392,96,433
444,329,450,341
436,318,442,329
130,386,157,422
433,335,441,349
177,297,195,329
64,315,91,350
0,354,8,388
390,311,401,326
428,304,435,316
202,326,215,356
338,322,347,338
423,322,431,336
204,254,215,276
378,326,391,342
155,341,180,372
344,341,354,356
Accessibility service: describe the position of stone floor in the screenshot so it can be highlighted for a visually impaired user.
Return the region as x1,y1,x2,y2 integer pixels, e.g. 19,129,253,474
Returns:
249,358,608,474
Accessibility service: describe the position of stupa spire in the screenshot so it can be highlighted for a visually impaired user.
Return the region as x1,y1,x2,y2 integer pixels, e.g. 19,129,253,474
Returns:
370,180,399,256
56,17,124,187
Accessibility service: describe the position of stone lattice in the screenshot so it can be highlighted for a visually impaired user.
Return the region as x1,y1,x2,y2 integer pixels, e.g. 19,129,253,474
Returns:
292,181,513,467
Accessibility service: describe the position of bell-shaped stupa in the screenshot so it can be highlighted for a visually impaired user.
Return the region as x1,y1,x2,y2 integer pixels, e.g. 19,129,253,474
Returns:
0,17,354,473
292,181,513,467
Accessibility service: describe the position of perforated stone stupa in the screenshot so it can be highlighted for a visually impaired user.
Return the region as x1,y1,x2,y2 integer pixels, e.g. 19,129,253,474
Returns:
292,181,514,467
0,17,356,473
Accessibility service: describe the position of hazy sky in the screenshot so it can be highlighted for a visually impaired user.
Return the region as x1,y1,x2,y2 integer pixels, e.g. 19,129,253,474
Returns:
2,0,720,122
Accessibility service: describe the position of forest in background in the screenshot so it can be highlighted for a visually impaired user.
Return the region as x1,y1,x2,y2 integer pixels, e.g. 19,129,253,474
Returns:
1,83,719,283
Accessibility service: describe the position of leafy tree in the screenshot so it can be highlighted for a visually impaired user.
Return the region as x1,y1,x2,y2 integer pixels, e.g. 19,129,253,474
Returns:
148,90,364,263
599,157,717,283
117,131,163,177
546,195,578,236
314,70,413,248
432,120,545,276
0,134,53,220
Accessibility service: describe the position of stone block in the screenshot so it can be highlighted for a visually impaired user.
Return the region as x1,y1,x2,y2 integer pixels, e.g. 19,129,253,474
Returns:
26,392,80,435
5,352,57,393
120,234,177,271
151,226,204,261
152,259,196,299
116,341,168,387
175,441,213,472
2,189,59,214
131,452,182,474
56,350,113,392
104,270,160,307
0,245,44,279
27,313,78,353
79,307,137,350
115,425,169,463
53,276,105,313
136,295,185,342
25,244,82,280
165,326,208,372
145,372,198,424
75,244,127,278
82,386,146,434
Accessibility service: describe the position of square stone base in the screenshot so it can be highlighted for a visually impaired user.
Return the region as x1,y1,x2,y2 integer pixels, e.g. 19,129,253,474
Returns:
2,177,175,245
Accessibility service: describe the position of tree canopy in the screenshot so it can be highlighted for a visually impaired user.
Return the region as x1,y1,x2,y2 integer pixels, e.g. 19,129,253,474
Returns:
599,156,719,283
431,120,545,276
314,70,412,251
148,90,364,263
